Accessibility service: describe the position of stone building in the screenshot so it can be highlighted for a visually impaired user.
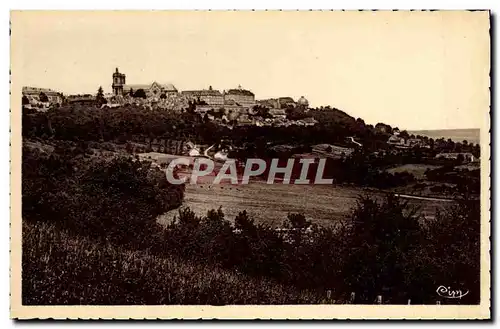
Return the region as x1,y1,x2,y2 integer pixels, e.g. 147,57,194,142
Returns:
256,99,276,108
256,97,296,109
123,82,178,99
277,97,296,108
269,108,287,119
66,94,96,106
436,152,476,163
112,68,178,99
224,85,255,108
22,86,63,105
387,135,406,146
181,86,224,107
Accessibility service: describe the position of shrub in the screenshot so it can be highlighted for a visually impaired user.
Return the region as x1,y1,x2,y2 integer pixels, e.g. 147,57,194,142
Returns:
420,197,480,304
343,195,423,303
22,145,185,248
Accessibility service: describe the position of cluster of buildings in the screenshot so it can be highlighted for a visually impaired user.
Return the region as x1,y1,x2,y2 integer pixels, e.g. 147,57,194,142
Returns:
22,86,98,110
256,96,309,110
22,67,310,108
22,68,479,165
386,129,427,149
21,69,322,137
385,131,477,163
22,68,313,127
111,68,259,109
110,68,310,115
21,87,63,109
387,134,425,149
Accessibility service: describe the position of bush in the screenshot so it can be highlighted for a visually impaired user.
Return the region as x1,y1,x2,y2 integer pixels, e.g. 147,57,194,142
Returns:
421,198,480,304
162,194,480,304
22,145,185,248
343,195,423,303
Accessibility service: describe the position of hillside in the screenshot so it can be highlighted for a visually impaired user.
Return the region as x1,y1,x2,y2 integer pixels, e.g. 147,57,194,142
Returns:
23,220,324,305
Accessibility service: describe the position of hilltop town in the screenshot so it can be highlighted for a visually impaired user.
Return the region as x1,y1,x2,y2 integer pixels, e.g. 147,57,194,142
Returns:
21,74,483,305
23,67,318,128
23,67,481,168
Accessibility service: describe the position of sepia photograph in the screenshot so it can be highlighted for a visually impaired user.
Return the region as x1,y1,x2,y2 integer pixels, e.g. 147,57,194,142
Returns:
10,10,491,319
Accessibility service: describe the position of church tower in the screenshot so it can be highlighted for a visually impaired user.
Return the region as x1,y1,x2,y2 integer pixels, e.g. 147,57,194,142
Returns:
112,68,126,96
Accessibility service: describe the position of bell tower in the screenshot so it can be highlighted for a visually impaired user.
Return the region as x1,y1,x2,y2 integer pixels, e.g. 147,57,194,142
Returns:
112,68,126,96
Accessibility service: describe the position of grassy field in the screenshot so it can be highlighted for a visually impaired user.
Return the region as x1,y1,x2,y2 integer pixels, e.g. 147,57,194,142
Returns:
23,220,325,305
157,181,451,227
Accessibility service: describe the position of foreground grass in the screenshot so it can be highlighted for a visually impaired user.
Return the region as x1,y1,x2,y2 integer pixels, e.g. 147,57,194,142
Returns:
22,220,324,305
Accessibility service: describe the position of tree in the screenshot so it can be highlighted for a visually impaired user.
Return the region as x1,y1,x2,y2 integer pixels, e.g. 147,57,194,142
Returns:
424,198,481,303
96,86,106,105
344,195,422,303
252,105,271,119
39,92,49,103
22,95,30,105
399,130,410,139
133,89,147,99
472,144,480,158
429,138,435,149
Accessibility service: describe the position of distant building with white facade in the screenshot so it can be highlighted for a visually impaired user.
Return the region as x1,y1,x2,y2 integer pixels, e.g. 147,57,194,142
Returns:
182,86,225,107
296,96,309,109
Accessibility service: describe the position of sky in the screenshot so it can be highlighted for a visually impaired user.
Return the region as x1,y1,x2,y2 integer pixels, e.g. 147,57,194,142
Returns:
11,11,490,130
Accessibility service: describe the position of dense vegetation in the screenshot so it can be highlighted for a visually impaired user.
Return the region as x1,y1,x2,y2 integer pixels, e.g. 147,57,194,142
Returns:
425,165,480,195
22,104,481,192
22,143,480,305
23,220,321,305
22,143,184,248
22,104,480,158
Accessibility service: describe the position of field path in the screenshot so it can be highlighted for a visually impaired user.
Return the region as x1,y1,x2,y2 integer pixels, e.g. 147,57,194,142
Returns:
394,193,455,202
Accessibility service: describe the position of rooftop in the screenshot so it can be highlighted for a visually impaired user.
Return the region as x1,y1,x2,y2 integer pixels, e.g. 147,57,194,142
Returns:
67,94,95,101
182,89,223,96
22,86,61,95
278,97,295,103
123,82,177,92
225,85,254,96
